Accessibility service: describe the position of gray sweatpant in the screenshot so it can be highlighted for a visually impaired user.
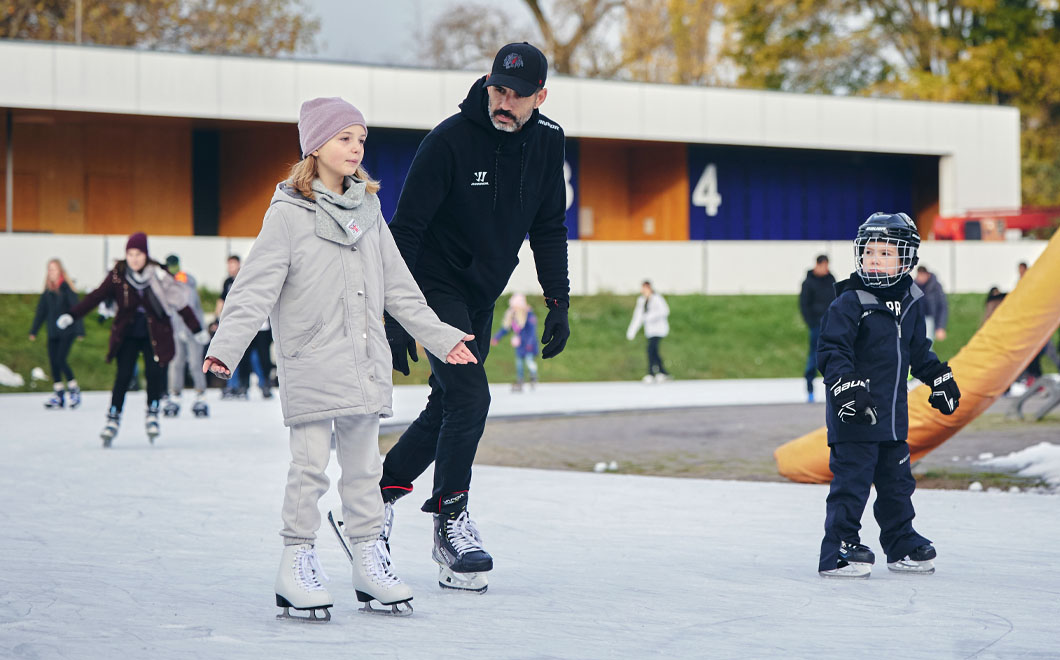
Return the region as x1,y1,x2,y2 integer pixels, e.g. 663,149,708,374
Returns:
281,414,384,546
168,331,206,395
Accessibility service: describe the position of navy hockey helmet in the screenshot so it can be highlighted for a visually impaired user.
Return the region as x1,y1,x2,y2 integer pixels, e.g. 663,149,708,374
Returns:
853,212,920,288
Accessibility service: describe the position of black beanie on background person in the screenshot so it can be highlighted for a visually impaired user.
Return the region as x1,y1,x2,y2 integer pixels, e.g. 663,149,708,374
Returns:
126,232,148,257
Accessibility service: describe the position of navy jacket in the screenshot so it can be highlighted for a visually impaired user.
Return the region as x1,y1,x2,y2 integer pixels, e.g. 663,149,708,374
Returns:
818,274,943,444
799,270,836,329
30,281,85,340
918,272,949,330
388,76,570,308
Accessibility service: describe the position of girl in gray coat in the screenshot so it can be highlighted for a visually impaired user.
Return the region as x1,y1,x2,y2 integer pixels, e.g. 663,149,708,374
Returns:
203,98,476,621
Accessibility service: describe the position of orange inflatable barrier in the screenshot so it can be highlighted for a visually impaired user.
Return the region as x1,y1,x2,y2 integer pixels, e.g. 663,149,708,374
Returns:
775,230,1060,483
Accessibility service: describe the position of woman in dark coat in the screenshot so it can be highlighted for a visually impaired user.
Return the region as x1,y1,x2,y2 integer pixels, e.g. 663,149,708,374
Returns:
29,258,85,409
58,233,207,446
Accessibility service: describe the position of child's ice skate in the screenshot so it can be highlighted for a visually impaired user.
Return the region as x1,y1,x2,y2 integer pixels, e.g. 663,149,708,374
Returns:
327,512,412,615
433,510,492,593
888,544,936,575
275,544,332,623
819,541,875,579
101,407,121,448
67,382,81,409
162,395,181,417
192,393,209,418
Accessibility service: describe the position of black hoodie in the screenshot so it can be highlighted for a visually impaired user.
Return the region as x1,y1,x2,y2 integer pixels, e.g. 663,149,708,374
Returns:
387,76,570,307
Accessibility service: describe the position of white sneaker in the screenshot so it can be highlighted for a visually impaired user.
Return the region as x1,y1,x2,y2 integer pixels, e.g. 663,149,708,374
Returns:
275,544,332,622
641,374,655,384
654,373,672,383
351,538,413,615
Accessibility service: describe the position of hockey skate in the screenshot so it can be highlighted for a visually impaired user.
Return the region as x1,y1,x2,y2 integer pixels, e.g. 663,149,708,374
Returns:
162,396,181,417
328,512,413,616
192,394,209,418
888,544,936,575
275,544,333,623
145,402,161,444
433,511,492,593
819,541,875,579
101,407,121,448
44,389,65,409
68,384,81,409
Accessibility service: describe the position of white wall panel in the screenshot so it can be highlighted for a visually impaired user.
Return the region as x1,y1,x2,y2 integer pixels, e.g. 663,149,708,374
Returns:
54,48,138,113
762,94,819,148
640,86,704,142
702,88,763,145
575,80,644,138
707,241,832,295
371,69,445,130
871,98,934,154
294,61,377,123
138,52,219,117
818,97,875,152
219,59,298,121
0,44,54,108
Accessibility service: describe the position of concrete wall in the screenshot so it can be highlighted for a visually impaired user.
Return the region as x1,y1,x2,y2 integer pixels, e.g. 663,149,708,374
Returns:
1,234,1044,298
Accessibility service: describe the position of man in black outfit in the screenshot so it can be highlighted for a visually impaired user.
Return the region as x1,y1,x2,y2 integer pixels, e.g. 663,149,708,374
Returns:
380,42,570,592
800,254,836,402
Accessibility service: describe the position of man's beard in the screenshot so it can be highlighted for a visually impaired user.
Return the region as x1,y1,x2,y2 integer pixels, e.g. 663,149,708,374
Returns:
490,107,530,133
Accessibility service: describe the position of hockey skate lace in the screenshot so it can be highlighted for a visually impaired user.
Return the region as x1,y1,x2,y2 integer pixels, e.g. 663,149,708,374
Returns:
362,539,402,587
446,511,485,554
295,547,329,591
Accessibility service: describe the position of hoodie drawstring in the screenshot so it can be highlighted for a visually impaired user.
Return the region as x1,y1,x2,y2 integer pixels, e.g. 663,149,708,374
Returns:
519,143,526,212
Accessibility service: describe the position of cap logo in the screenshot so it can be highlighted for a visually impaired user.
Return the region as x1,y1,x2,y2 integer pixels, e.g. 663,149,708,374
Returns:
503,53,524,69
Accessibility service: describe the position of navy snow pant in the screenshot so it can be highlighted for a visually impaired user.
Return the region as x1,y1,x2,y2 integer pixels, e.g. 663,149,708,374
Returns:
380,293,494,514
819,440,931,571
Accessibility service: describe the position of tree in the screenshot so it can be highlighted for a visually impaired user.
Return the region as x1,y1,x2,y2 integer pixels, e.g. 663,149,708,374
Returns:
2,0,318,56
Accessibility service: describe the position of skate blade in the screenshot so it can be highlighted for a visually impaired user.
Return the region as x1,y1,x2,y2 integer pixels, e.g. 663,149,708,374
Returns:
276,606,332,623
438,566,489,593
888,560,935,575
359,599,413,617
819,563,872,579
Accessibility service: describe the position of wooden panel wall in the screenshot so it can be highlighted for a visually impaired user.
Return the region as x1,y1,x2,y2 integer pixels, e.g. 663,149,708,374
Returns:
219,125,299,237
578,139,689,240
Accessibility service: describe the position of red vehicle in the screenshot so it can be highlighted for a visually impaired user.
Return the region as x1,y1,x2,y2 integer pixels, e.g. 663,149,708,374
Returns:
933,207,1060,240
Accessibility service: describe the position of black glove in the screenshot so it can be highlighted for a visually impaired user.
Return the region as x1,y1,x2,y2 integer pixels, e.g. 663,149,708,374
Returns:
384,313,418,376
831,375,878,425
927,362,960,415
540,298,570,359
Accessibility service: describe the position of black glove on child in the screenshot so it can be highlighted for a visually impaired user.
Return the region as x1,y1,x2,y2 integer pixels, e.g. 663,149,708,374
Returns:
384,313,418,376
831,375,878,426
540,297,570,359
927,361,960,415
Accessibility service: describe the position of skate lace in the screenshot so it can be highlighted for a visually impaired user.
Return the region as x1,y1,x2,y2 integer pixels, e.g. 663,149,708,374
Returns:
446,511,485,554
380,502,394,543
362,538,402,587
295,547,329,592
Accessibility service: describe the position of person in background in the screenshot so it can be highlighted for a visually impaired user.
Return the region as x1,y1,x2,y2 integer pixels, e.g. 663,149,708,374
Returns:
162,254,210,417
491,293,539,392
799,255,836,402
29,258,85,409
627,280,671,383
915,266,948,343
57,233,208,446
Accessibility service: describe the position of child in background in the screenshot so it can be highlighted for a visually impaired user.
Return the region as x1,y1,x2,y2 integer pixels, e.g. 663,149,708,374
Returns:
816,212,961,579
29,258,84,409
57,233,208,446
626,280,671,383
203,97,476,621
491,293,539,391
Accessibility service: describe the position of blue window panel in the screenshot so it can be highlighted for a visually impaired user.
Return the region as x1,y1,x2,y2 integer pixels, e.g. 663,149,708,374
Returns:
564,139,580,240
359,128,425,223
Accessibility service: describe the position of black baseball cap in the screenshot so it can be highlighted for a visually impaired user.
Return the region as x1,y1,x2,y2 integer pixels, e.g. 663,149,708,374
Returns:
485,42,547,97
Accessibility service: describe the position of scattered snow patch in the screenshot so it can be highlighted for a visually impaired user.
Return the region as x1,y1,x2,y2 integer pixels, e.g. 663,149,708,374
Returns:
0,364,25,388
978,442,1060,488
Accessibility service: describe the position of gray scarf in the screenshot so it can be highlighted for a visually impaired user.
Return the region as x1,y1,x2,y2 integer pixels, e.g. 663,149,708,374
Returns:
311,177,376,246
125,264,151,290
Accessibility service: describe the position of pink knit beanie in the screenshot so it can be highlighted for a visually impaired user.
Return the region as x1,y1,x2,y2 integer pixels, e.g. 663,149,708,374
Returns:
298,97,367,159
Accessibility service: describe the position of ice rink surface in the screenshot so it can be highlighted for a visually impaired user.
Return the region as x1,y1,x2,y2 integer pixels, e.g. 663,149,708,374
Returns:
2,388,1057,660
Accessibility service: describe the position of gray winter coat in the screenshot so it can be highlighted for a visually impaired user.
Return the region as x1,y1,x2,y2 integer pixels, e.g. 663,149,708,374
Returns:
207,181,467,426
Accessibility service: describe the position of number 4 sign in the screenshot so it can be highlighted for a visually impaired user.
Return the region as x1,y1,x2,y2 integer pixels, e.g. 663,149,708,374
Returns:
692,163,722,216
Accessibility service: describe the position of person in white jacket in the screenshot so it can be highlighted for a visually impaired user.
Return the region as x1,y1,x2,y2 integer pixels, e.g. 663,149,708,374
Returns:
626,280,671,383
203,98,476,622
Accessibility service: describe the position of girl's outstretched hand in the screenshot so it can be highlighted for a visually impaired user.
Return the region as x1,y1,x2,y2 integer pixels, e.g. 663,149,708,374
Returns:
203,356,231,379
446,335,478,365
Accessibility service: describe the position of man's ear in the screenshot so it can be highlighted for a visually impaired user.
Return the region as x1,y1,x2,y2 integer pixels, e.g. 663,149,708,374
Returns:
534,87,548,108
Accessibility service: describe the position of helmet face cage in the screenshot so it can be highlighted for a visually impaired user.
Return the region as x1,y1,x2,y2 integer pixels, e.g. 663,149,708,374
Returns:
854,236,917,288
853,213,920,288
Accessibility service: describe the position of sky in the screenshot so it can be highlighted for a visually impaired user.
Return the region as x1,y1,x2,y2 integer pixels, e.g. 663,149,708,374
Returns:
302,0,535,67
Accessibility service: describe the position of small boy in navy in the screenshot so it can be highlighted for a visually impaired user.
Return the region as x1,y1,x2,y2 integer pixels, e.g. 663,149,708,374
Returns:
817,212,961,578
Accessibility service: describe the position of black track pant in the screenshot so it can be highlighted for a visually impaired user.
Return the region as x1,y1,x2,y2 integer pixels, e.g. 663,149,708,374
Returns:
819,440,930,571
111,336,165,414
381,294,494,513
47,335,76,384
237,330,273,390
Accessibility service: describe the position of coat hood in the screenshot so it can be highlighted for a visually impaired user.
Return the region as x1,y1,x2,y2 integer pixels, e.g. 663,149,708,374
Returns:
459,75,540,146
